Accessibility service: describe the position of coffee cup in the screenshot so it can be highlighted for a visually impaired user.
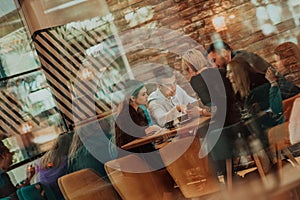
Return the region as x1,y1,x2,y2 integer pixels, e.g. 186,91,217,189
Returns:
164,120,175,129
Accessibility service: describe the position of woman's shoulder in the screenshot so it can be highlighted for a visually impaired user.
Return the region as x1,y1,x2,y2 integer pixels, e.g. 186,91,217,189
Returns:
251,83,270,93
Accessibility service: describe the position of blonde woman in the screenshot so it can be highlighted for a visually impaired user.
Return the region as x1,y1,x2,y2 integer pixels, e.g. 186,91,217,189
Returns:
182,48,240,126
36,133,72,199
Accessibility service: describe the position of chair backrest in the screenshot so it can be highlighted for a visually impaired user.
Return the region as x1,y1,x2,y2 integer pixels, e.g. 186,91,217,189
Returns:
58,168,119,200
268,122,290,149
159,136,220,198
289,97,300,145
16,182,56,200
282,93,300,121
104,154,174,200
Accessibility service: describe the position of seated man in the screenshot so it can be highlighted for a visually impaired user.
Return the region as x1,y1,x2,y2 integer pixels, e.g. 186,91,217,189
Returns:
148,66,197,127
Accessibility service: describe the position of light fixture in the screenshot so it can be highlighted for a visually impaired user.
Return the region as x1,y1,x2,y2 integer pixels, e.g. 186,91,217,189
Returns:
229,14,235,19
20,122,32,134
212,16,227,32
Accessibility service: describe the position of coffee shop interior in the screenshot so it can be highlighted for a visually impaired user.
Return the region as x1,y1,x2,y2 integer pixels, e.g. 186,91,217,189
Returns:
1,0,300,199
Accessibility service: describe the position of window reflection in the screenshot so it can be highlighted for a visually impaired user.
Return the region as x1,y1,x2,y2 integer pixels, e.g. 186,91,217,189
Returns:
0,71,66,164
0,1,67,166
0,19,40,77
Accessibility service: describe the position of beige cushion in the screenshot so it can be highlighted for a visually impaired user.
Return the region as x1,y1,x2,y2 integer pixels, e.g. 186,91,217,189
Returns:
58,168,119,200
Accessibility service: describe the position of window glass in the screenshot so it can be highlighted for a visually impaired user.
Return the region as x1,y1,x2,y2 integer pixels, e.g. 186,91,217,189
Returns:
0,1,66,165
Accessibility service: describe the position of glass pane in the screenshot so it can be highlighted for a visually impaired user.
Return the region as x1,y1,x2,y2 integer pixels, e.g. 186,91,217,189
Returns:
0,70,66,164
0,1,40,78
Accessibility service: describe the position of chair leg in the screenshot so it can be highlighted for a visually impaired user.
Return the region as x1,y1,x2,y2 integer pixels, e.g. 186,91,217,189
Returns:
226,159,232,192
283,148,299,166
276,145,283,182
252,153,268,187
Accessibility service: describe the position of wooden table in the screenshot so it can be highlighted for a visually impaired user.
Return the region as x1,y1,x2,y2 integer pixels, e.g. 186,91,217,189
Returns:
121,116,211,150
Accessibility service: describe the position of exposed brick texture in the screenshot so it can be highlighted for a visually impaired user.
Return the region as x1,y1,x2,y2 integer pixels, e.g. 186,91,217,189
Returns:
107,0,300,85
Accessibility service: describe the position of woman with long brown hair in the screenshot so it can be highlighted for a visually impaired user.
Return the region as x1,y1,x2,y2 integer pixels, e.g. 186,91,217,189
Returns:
226,57,284,127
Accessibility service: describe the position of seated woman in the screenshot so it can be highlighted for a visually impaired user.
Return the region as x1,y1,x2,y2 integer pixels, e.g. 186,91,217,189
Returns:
226,57,285,173
67,118,116,182
35,133,72,200
226,57,284,128
115,80,163,169
0,141,35,200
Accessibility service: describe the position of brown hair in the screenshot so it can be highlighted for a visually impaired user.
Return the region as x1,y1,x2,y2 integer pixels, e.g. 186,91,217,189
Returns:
227,58,252,99
68,131,83,166
0,141,9,159
153,66,174,83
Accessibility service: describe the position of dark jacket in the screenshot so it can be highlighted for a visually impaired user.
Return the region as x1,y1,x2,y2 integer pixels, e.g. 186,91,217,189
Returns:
0,170,18,200
240,83,284,128
233,50,300,100
115,104,155,155
190,68,241,126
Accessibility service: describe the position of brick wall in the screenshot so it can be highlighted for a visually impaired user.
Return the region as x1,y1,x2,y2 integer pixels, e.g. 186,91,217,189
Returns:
107,0,300,74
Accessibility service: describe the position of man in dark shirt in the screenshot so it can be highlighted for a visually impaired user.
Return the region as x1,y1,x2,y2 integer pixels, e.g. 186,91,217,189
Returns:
207,40,300,100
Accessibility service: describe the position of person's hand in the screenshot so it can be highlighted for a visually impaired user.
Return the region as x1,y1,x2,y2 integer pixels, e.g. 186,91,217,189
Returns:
201,108,212,116
187,107,211,118
176,104,187,113
16,165,36,188
145,125,161,135
26,164,35,179
265,67,278,85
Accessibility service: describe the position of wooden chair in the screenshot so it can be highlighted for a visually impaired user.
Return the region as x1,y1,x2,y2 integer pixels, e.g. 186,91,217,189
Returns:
282,93,300,121
268,122,299,180
105,154,176,200
58,168,120,200
159,136,220,198
209,121,270,188
268,97,300,181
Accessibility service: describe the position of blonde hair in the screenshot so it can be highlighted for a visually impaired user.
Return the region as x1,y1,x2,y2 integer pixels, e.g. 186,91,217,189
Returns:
40,133,72,169
68,132,83,166
182,49,209,72
227,58,252,99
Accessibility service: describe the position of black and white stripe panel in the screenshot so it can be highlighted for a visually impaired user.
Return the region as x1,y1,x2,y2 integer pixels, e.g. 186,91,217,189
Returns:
32,26,124,127
0,91,38,136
